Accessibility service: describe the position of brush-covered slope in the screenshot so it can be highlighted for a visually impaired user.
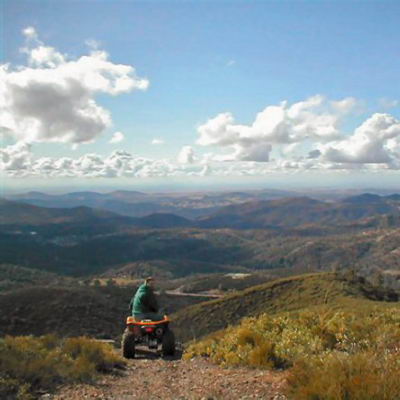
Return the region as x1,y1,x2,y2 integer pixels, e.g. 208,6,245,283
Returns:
197,195,400,229
0,264,65,292
184,272,400,399
184,301,400,400
172,272,399,343
0,284,212,339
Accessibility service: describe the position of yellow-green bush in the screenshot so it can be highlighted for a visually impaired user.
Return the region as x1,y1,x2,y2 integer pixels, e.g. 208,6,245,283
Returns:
184,306,400,398
0,335,124,400
62,337,121,373
286,350,400,400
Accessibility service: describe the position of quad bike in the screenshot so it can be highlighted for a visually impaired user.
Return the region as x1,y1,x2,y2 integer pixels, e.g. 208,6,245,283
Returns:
121,315,175,359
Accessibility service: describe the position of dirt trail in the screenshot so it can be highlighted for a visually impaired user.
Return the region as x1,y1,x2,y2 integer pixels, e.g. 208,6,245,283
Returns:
51,348,287,400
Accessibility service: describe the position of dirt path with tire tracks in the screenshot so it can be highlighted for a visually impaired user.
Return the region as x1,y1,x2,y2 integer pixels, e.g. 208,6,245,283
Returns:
50,348,288,400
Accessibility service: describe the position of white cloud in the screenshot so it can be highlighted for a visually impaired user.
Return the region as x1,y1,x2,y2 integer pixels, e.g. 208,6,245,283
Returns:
2,87,400,178
0,28,149,145
85,39,101,50
230,143,272,162
2,139,400,179
177,146,195,164
330,97,359,114
195,97,400,171
0,144,218,178
320,113,400,165
199,164,211,176
196,95,351,162
226,59,236,67
109,131,124,144
151,138,165,145
22,26,38,40
0,142,32,174
25,45,66,68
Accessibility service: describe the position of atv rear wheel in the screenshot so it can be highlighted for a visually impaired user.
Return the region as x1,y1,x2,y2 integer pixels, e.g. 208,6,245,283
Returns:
121,330,136,359
162,328,175,356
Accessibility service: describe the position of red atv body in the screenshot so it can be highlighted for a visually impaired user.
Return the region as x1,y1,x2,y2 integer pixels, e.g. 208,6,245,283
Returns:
121,315,175,359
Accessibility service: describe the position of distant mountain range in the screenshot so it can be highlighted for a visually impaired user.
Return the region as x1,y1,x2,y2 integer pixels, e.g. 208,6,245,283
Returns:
5,189,280,218
2,192,400,230
197,194,400,229
9,188,397,219
0,198,195,229
1,192,400,278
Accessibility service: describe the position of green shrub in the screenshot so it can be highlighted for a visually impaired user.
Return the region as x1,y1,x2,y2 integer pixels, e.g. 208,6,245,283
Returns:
0,335,124,399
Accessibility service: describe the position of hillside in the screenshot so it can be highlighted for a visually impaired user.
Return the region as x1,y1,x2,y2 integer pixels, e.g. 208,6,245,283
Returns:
0,264,65,292
3,222,400,280
0,284,212,340
198,194,400,229
0,198,125,225
171,272,399,343
0,198,194,229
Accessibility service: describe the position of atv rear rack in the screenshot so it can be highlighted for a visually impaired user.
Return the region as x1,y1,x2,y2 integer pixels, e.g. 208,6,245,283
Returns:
126,316,170,325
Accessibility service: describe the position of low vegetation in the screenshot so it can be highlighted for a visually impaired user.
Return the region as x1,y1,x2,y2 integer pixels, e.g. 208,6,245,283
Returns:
0,284,208,339
0,264,64,293
0,335,124,400
177,272,274,293
185,307,400,399
171,272,398,342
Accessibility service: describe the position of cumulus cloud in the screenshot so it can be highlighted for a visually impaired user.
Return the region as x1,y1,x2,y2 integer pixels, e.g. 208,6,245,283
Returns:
109,131,124,144
0,28,149,145
151,138,165,145
0,142,32,173
320,113,400,165
177,146,195,164
0,145,203,178
196,95,353,162
3,137,400,179
195,96,400,171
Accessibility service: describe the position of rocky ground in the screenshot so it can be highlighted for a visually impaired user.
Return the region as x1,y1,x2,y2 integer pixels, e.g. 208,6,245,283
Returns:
50,348,287,400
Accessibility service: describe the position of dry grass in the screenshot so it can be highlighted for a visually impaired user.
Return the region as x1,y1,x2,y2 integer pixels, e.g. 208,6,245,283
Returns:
0,335,125,400
287,350,400,400
185,306,400,399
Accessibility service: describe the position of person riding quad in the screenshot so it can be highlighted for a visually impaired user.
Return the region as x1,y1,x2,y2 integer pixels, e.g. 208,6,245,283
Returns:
129,277,163,321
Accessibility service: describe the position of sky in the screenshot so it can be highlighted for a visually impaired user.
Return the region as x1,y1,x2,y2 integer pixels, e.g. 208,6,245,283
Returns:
1,0,400,191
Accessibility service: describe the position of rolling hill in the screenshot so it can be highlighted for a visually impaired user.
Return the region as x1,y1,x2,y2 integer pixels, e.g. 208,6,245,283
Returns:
198,194,400,229
2,193,400,282
3,192,400,231
0,264,65,292
0,198,129,225
171,272,399,343
0,198,193,230
0,284,212,339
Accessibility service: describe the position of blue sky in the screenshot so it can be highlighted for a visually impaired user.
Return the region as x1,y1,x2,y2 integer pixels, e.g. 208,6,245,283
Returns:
1,0,400,190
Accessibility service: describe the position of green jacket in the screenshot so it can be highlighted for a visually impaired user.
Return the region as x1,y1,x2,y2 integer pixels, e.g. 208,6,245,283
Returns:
129,283,159,315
